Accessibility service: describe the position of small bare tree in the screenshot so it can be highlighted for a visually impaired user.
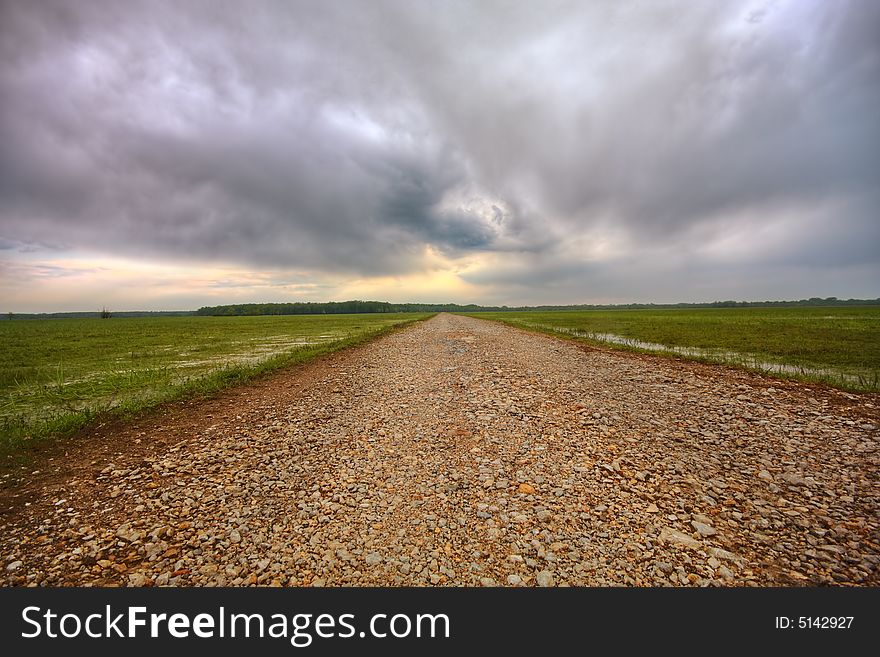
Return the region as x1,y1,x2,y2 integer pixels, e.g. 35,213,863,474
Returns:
100,306,112,319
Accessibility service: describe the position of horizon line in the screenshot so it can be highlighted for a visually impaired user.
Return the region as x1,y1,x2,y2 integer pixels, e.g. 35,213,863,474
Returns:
8,295,880,316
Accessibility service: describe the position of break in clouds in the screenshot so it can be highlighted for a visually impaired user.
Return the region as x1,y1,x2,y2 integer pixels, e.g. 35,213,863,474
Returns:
1,0,878,306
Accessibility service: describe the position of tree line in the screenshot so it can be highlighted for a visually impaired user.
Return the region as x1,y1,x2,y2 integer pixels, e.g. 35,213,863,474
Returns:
194,297,880,316
7,296,878,320
194,301,490,316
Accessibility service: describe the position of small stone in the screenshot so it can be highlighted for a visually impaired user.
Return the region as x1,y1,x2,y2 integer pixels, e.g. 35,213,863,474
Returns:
757,470,773,482
115,524,143,543
128,573,148,587
779,472,807,486
691,520,717,537
646,503,659,513
517,483,536,494
706,547,741,563
6,561,23,572
507,574,522,586
365,552,382,566
229,529,241,543
536,570,555,587
659,527,702,549
480,577,497,587
200,563,218,576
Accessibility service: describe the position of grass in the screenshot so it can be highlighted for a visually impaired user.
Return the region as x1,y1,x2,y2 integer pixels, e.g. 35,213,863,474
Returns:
0,313,432,456
466,307,880,392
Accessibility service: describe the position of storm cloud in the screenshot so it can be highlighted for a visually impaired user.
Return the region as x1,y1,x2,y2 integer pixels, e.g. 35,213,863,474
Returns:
1,0,878,308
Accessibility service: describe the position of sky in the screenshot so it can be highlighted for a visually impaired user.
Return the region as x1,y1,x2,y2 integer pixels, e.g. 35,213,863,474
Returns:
1,0,878,312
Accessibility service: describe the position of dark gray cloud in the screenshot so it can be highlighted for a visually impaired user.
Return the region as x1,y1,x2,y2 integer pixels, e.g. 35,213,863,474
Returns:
1,0,878,301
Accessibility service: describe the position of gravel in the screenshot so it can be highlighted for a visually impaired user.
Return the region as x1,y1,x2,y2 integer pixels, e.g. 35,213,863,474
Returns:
1,313,878,587
536,571,556,587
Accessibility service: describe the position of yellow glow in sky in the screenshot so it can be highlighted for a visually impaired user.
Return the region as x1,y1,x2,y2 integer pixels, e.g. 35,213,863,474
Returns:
0,250,484,313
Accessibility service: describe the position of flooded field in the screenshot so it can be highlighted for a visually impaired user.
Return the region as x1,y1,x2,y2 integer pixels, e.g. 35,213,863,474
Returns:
0,313,429,448
471,306,880,392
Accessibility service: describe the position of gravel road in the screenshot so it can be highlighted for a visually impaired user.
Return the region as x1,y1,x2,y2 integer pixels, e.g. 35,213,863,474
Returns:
2,313,878,586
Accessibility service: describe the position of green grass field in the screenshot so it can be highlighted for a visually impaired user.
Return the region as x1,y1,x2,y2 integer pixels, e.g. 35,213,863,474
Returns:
0,313,430,452
468,307,880,392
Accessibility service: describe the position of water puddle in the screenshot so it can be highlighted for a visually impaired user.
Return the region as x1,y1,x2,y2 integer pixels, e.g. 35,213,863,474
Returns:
521,322,863,385
172,334,348,369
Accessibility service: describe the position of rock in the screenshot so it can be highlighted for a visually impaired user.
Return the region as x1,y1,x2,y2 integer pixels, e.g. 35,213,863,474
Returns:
507,574,522,585
536,570,555,587
128,573,148,587
706,547,742,563
691,521,717,537
517,483,536,495
659,527,702,549
365,552,383,566
200,564,218,576
479,577,497,586
229,529,241,543
6,561,22,572
646,503,659,513
115,524,143,543
757,470,773,482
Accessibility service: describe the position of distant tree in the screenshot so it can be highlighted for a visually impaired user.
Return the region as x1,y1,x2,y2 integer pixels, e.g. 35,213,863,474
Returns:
100,306,112,319
7,312,12,321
